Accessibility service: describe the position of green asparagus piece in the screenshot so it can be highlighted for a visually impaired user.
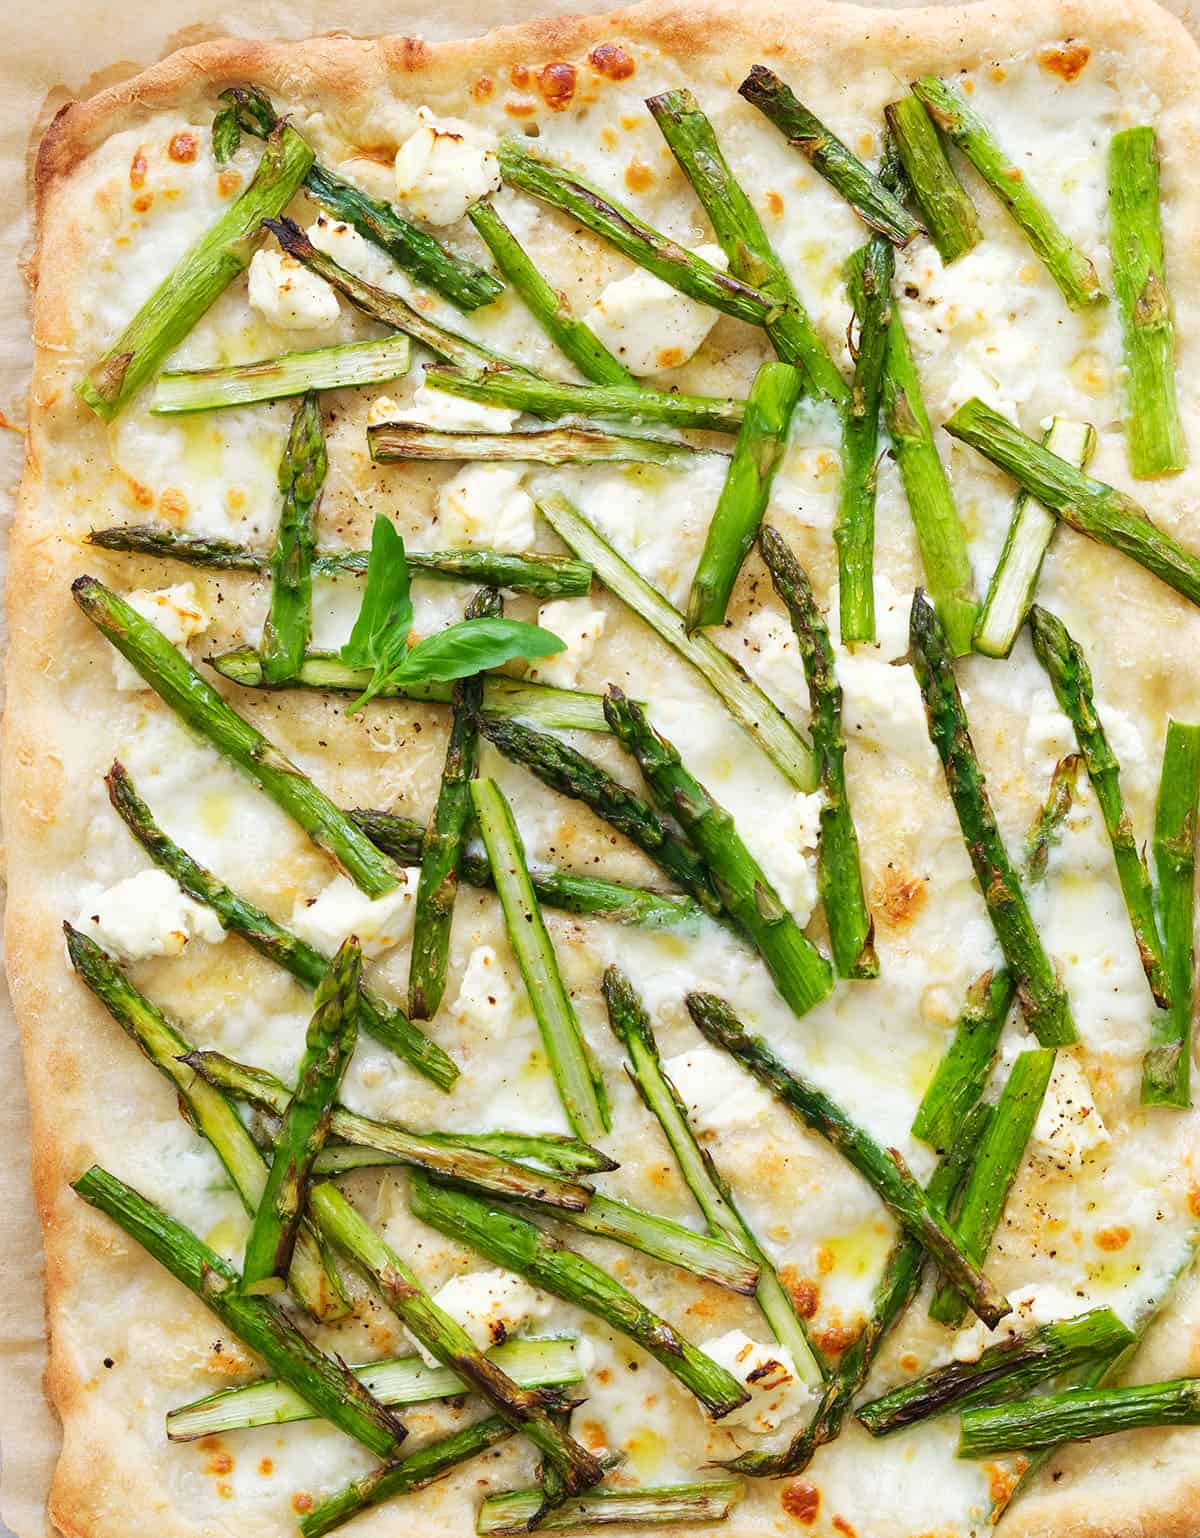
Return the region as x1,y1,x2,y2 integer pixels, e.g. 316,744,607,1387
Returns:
687,363,803,630
739,67,921,245
75,578,400,895
603,967,821,1383
471,777,610,1140
410,587,496,1020
476,1480,745,1534
261,393,326,685
409,1173,750,1417
186,1048,595,1209
1109,126,1185,476
912,77,1103,309
478,715,722,918
221,84,501,311
242,938,359,1291
644,87,847,402
63,923,347,1322
884,303,978,656
151,335,413,414
910,591,1076,1045
310,1183,603,1494
685,993,1012,1328
606,690,834,1018
210,645,614,732
1144,720,1200,1104
722,1102,992,1476
859,1308,1134,1436
211,106,240,163
469,201,634,385
1029,604,1169,1006
911,969,1015,1151
928,1046,1056,1326
106,762,456,1090
960,1376,1200,1457
78,125,313,420
1024,753,1085,884
367,419,701,468
422,363,745,433
974,418,1097,658
266,218,531,372
760,526,876,977
72,1166,404,1457
885,96,980,264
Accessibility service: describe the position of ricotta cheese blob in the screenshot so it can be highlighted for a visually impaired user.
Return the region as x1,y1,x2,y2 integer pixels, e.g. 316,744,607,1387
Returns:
289,871,418,959
451,944,517,1033
246,247,340,332
111,583,211,692
437,464,538,549
952,1281,1086,1363
74,869,226,961
407,1269,546,1366
1031,1051,1111,1169
401,382,520,433
583,245,727,376
699,1330,815,1432
661,1047,774,1133
392,107,501,225
529,600,606,689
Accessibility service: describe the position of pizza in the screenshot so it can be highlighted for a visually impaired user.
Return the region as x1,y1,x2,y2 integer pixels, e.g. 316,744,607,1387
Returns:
10,0,1200,1534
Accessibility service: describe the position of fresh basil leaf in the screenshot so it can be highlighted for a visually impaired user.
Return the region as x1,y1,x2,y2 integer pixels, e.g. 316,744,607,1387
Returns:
395,618,565,686
341,516,415,712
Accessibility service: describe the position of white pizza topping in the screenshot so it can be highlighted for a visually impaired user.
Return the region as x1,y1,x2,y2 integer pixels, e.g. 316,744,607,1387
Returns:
306,214,394,287
111,583,211,692
404,381,521,432
74,869,226,961
583,245,727,376
754,791,823,924
451,944,517,1032
952,1281,1085,1363
699,1330,815,1432
409,1270,547,1366
528,600,605,689
393,107,501,226
662,1047,774,1133
740,607,808,713
1031,1052,1111,1169
437,464,538,549
246,247,340,331
289,871,418,959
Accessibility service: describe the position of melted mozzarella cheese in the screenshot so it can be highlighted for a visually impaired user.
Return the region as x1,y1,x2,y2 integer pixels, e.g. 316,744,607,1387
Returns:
437,464,537,549
451,945,517,1033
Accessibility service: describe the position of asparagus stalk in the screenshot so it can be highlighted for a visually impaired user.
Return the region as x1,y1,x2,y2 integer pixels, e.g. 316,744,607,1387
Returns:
267,218,531,372
603,967,821,1382
468,201,634,385
409,1173,750,1417
409,587,496,1019
210,646,614,733
884,302,978,656
1029,604,1169,1006
606,691,834,1018
368,420,701,468
106,762,456,1090
85,525,593,597
187,1048,595,1208
63,924,347,1322
260,392,326,685
310,1183,603,1494
476,1481,744,1534
859,1308,1134,1436
1109,126,1185,476
423,365,744,434
960,1377,1200,1457
911,77,1103,309
685,993,1012,1328
720,1101,993,1477
221,84,501,312
78,125,313,420
242,938,359,1291
644,87,847,402
471,777,610,1140
168,1335,582,1439
478,715,722,918
738,67,921,245
72,1166,404,1456
352,804,706,930
1144,720,1200,1104
911,969,1015,1150
152,335,413,414
885,96,980,264
910,591,1077,1045
75,578,400,894
928,1047,1056,1326
686,363,803,630
760,526,876,977
975,417,1098,659
1025,753,1085,884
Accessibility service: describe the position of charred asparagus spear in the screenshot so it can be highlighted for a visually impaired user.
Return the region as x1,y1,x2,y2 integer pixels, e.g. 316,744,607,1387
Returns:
605,690,834,1019
242,938,360,1292
476,1480,745,1534
738,66,921,245
1109,125,1185,477
911,77,1103,309
260,392,326,685
959,1376,1200,1457
685,993,1012,1328
152,335,413,414
1025,753,1086,884
687,363,804,630
884,95,980,264
367,420,701,467
644,87,847,401
1029,604,1169,1007
911,969,1015,1150
910,591,1076,1045
1144,720,1200,1104
78,124,313,420
760,526,876,977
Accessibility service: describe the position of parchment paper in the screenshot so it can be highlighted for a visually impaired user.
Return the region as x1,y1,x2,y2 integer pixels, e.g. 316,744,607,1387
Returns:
0,1,1195,1535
